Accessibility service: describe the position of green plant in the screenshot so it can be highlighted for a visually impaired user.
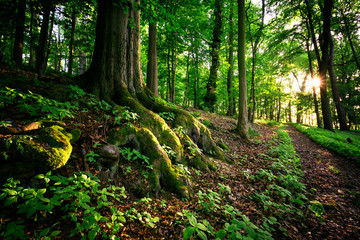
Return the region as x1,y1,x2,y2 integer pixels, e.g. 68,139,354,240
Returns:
158,112,176,122
181,210,214,240
177,164,191,175
197,189,221,213
218,183,231,195
162,145,177,161
86,151,99,163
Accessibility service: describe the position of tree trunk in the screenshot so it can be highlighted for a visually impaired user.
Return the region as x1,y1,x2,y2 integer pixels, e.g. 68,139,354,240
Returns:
305,21,322,128
341,10,360,71
204,0,222,112
29,1,38,68
318,0,333,131
183,52,190,106
328,37,348,130
36,1,52,78
46,9,55,67
79,51,87,74
226,0,235,116
237,0,249,140
288,101,292,123
146,22,158,97
68,10,77,75
193,51,198,108
81,0,225,198
170,33,177,103
12,0,26,65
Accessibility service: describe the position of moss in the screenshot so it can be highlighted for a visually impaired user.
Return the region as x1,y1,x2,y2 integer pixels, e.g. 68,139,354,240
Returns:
69,129,81,143
218,142,230,151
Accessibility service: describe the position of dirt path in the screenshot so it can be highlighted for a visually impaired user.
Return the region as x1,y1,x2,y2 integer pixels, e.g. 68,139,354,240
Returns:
286,125,360,239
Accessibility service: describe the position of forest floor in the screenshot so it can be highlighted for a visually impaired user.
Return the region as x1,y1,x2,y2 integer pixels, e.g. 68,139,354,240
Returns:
0,68,360,239
187,110,360,240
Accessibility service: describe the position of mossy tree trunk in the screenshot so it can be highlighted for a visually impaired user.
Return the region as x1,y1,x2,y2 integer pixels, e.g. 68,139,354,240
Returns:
82,0,224,198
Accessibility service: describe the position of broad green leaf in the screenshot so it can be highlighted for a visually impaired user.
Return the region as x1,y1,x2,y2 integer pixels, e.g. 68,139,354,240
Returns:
183,226,195,240
188,215,197,226
197,230,208,240
4,196,17,206
215,229,227,239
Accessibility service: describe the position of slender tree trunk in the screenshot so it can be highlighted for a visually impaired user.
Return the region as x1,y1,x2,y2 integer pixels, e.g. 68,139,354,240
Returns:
318,0,333,131
146,22,158,97
277,91,281,122
183,52,190,106
193,51,198,108
288,101,292,123
341,11,360,70
305,21,322,128
170,33,177,103
328,37,347,130
46,9,55,67
226,0,235,116
36,1,52,78
204,0,222,112
237,0,249,140
79,51,87,74
29,1,37,68
68,10,77,75
166,47,171,101
12,0,26,65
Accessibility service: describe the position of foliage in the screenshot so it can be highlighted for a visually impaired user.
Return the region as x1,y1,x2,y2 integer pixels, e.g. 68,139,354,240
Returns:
294,124,360,162
0,172,127,239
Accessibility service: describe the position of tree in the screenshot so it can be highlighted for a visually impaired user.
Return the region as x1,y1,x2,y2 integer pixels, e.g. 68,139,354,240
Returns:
36,0,53,78
146,20,159,97
204,0,222,111
12,0,26,65
226,0,236,116
237,0,249,140
80,0,225,197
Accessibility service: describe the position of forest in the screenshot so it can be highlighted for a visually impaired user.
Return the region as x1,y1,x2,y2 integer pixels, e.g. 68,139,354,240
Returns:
0,0,359,239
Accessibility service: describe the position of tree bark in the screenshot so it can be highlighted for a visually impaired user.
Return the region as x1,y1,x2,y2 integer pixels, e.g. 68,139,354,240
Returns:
36,1,52,78
183,52,190,106
68,10,77,75
328,37,348,130
318,0,333,131
193,51,198,108
226,0,235,116
29,0,38,68
146,22,158,97
237,0,249,140
204,0,222,112
12,0,26,65
170,33,177,103
305,20,322,128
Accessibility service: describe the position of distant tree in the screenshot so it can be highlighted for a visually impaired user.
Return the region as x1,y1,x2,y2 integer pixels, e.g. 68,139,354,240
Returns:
237,0,249,140
12,0,26,65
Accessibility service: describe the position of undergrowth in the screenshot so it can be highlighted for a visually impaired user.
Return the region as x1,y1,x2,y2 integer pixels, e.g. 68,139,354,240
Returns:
294,124,360,162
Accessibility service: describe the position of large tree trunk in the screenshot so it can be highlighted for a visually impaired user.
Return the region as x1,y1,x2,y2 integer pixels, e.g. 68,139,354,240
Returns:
82,0,225,198
12,0,26,65
318,0,333,131
36,1,52,78
237,0,249,140
146,22,158,97
204,0,222,112
226,0,235,116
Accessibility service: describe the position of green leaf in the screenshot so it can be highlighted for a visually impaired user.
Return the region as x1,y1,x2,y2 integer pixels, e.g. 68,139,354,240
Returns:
216,229,227,239
197,230,208,240
183,226,195,240
4,196,17,206
196,223,208,232
37,188,47,195
188,215,197,226
39,227,50,237
88,229,97,240
50,231,61,237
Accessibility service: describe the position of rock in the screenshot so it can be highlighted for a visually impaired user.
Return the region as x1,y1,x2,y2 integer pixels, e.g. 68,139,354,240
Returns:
98,144,120,159
0,125,73,182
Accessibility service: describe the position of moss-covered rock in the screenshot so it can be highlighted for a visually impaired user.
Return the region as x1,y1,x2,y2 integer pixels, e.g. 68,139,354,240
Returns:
0,125,74,183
